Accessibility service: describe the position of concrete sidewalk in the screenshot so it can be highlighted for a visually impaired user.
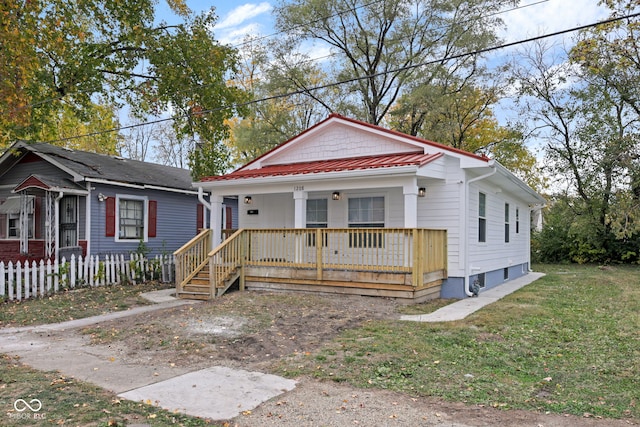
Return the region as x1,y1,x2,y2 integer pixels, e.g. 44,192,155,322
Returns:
401,272,545,322
0,288,296,421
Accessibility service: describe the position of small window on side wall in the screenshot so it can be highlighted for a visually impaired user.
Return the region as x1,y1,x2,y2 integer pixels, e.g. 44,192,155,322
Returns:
505,203,510,243
478,192,486,243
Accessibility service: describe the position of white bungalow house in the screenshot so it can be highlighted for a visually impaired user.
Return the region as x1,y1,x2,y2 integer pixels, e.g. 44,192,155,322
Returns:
176,114,545,301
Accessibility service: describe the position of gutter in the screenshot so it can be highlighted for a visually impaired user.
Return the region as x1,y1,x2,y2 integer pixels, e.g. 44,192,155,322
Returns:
463,160,497,297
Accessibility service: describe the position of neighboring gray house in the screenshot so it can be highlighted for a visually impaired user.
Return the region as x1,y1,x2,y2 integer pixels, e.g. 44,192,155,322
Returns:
0,141,236,263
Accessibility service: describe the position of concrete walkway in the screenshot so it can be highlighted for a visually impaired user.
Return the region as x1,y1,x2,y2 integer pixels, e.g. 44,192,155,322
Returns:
0,288,296,421
401,272,545,322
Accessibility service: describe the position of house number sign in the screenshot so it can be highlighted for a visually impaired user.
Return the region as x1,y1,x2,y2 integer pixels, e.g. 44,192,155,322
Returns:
294,186,304,191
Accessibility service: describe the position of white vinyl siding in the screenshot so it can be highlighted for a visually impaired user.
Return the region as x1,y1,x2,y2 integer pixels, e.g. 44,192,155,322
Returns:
468,181,532,274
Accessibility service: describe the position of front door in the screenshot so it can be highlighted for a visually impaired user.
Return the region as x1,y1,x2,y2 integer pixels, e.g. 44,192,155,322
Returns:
59,196,78,248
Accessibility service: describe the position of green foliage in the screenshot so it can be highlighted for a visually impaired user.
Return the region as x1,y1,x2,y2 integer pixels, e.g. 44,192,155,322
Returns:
0,0,248,177
533,196,640,264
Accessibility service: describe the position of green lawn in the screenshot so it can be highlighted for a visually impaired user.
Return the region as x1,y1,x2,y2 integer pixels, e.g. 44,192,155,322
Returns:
0,281,171,327
1,264,638,424
274,264,640,420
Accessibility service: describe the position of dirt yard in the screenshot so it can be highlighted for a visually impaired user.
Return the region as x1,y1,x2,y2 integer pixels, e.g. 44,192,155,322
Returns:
75,290,635,426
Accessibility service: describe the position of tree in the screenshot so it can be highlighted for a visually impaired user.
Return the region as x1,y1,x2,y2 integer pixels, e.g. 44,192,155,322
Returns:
389,81,542,190
512,28,640,262
0,0,247,178
33,101,121,155
273,0,516,126
228,35,336,163
570,0,640,241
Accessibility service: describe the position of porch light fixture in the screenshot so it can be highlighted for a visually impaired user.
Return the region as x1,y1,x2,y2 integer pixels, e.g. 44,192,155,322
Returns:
97,193,106,202
244,196,252,204
418,187,426,197
332,191,341,201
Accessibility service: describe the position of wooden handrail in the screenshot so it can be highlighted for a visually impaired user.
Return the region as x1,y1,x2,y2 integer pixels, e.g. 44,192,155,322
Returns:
174,229,211,292
208,229,246,295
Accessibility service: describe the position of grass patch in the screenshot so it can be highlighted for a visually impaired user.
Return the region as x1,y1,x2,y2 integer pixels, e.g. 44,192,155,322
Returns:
274,264,640,420
0,281,171,327
395,298,457,315
0,354,218,426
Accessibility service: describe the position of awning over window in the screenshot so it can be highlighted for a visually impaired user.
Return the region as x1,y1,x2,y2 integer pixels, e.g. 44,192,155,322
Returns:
0,198,22,214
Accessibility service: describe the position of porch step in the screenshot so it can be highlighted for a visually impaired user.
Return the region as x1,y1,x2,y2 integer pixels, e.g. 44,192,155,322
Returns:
177,291,211,301
177,267,240,300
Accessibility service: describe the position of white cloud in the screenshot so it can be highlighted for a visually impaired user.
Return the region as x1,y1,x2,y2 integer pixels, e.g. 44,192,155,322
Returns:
215,2,273,30
217,23,264,45
499,0,609,45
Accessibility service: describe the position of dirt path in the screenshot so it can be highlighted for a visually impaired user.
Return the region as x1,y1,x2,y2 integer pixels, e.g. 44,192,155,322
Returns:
3,291,638,426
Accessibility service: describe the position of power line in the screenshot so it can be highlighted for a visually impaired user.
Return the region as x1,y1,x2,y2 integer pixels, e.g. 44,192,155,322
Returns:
9,0,546,117
32,11,640,145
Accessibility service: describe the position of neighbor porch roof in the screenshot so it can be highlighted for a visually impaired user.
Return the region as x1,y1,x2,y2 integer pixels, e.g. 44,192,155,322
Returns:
201,152,443,182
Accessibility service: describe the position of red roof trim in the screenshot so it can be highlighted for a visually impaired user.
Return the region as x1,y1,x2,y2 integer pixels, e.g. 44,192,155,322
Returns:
232,113,488,175
202,152,443,182
14,175,50,192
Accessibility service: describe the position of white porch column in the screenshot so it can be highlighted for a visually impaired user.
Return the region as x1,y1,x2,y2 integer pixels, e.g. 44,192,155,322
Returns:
210,194,223,247
403,180,419,228
293,190,308,229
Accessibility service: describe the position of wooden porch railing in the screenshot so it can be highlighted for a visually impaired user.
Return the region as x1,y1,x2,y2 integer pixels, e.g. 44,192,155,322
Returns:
174,228,447,298
174,228,211,294
245,228,447,279
208,229,246,295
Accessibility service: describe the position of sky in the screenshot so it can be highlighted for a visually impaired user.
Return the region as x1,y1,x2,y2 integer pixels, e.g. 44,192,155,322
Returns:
200,0,610,49
150,0,613,159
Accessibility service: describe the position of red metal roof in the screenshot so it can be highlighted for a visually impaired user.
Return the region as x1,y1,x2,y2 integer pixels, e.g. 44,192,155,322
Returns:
201,152,442,182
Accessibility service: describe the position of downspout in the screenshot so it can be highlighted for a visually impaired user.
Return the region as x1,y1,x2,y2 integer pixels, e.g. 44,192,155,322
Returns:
463,160,497,297
85,184,91,258
197,187,211,229
54,191,63,261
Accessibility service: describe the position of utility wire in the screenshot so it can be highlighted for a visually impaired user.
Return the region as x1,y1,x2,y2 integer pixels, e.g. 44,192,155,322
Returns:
43,11,640,145
9,0,547,117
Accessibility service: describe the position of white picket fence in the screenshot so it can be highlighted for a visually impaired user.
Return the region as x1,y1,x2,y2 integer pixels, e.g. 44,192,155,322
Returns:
0,254,175,302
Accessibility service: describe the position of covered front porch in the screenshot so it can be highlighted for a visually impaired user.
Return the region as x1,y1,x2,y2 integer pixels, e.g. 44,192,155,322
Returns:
0,175,87,262
175,227,447,301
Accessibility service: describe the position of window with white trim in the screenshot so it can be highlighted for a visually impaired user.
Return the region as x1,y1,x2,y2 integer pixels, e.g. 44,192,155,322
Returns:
348,196,384,227
306,199,328,246
478,192,486,243
117,196,146,240
1,196,34,239
505,203,510,243
348,196,384,248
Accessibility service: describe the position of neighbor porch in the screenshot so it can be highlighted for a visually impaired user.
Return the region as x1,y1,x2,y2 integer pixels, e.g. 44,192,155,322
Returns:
174,227,447,301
